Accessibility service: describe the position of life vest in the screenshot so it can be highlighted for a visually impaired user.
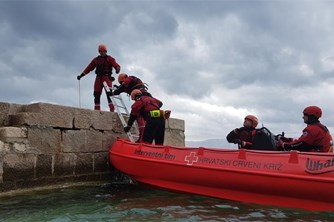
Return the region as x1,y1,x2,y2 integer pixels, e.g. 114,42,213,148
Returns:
238,127,256,143
127,76,145,91
95,56,114,76
311,123,333,152
139,96,162,120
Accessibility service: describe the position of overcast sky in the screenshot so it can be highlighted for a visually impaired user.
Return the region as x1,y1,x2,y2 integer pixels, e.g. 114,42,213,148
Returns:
1,0,334,144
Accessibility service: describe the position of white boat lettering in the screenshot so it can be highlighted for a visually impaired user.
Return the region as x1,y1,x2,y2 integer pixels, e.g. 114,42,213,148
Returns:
232,160,261,169
262,162,283,171
164,153,176,160
306,158,334,174
198,157,231,165
134,150,164,158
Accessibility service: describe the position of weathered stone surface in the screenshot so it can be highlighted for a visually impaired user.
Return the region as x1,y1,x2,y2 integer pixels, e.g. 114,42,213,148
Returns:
23,103,74,128
27,126,62,154
165,118,185,131
36,154,52,178
0,102,23,126
0,127,27,143
62,130,102,153
75,153,93,175
0,140,9,153
9,112,46,126
94,152,109,173
164,129,185,146
91,111,116,131
54,153,76,176
12,143,29,152
102,131,119,152
73,108,95,129
0,101,186,192
3,154,35,181
0,127,27,138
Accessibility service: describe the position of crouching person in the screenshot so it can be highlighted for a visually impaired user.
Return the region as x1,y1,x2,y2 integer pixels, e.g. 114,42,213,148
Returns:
124,89,165,145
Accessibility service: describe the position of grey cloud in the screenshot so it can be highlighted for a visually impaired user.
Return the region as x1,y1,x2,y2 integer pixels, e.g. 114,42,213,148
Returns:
1,0,334,141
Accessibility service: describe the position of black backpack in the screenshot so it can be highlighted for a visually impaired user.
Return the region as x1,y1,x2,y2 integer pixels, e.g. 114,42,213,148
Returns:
251,127,278,151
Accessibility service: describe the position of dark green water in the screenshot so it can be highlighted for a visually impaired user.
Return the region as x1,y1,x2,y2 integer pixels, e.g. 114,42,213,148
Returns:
0,183,333,222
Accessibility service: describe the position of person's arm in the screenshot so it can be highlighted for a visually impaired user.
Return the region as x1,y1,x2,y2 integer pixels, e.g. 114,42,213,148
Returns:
108,56,121,74
77,58,96,80
113,85,125,95
124,101,142,132
280,128,313,151
82,58,97,75
226,128,240,143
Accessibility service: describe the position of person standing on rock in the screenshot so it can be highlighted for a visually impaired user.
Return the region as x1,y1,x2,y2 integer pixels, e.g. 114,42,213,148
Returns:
77,44,121,112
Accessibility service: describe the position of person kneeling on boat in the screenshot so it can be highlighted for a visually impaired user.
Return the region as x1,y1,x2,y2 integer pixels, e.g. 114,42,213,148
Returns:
226,115,258,149
277,106,333,152
124,89,166,145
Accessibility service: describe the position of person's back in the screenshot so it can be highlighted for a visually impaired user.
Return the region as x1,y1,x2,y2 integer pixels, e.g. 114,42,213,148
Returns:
303,123,333,152
114,73,151,96
124,89,165,145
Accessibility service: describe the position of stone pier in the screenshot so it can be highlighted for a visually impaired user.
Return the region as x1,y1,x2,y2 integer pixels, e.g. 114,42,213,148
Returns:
0,102,185,192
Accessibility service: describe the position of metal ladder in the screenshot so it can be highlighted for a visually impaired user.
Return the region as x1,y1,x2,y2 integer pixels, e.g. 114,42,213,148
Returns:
103,81,139,142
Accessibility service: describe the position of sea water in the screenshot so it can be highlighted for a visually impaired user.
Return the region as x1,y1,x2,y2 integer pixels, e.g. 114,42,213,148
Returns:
0,183,333,222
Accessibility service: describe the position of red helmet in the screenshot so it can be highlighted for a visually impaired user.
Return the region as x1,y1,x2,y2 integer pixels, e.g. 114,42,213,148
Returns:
131,89,142,100
98,44,107,52
118,73,128,83
303,106,322,118
245,115,258,128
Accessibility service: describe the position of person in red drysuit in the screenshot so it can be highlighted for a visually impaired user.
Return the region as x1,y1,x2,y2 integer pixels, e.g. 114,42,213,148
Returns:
278,106,333,152
124,89,165,145
113,73,152,141
226,115,259,149
77,44,121,111
113,73,151,97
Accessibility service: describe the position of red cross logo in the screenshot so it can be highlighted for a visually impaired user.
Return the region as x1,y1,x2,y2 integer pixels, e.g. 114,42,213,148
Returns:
185,152,198,165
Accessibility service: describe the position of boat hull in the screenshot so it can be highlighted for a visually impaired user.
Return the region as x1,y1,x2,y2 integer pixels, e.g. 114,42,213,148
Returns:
109,138,334,211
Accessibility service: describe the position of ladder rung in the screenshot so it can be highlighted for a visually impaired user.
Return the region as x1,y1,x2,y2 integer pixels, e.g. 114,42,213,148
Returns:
103,81,140,142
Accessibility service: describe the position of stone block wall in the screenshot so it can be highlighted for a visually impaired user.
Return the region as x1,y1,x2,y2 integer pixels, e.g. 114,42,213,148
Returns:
0,101,185,192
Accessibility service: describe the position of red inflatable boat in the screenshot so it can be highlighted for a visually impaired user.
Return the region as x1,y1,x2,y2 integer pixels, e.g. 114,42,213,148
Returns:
109,138,334,211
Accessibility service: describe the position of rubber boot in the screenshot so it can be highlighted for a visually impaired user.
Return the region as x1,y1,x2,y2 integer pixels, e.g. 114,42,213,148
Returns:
94,104,101,111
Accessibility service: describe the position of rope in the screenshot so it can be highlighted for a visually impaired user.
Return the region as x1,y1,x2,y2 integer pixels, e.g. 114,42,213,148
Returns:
78,80,81,108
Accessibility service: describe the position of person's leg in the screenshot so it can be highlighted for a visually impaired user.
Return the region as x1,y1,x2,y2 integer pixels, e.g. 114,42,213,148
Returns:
93,77,103,111
142,120,155,144
101,75,114,112
154,118,166,145
136,116,146,142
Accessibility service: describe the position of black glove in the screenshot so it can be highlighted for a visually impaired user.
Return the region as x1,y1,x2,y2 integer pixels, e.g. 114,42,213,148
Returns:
113,88,121,95
124,126,131,132
77,73,84,80
234,139,242,145
280,136,293,143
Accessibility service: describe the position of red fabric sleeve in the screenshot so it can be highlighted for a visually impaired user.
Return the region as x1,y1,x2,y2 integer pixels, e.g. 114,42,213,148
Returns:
82,57,97,74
